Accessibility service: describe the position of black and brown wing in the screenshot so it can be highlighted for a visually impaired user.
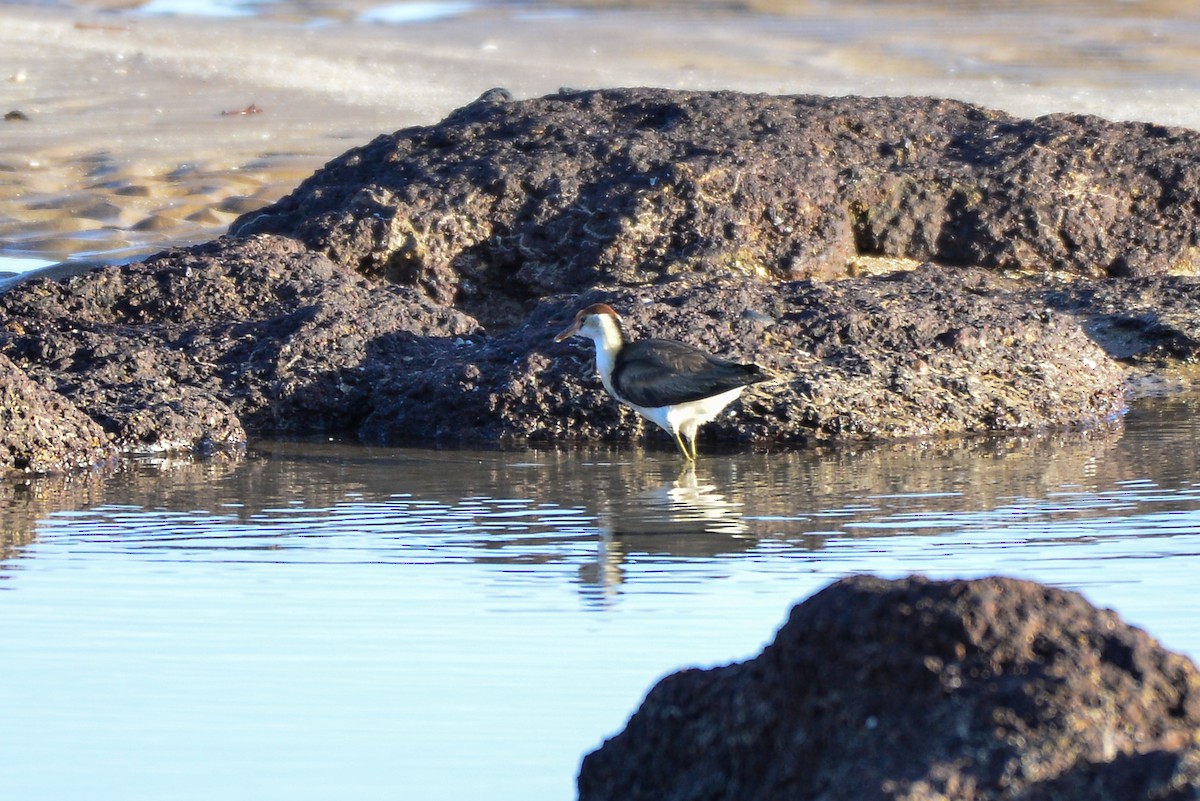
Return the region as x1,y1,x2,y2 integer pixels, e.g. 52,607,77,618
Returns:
612,338,767,408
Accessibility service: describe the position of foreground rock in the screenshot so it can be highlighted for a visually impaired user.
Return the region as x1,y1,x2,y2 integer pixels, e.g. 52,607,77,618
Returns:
578,575,1200,801
8,89,1200,470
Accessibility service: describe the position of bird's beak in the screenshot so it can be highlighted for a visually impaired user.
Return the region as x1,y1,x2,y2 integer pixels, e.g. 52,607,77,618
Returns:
554,319,580,342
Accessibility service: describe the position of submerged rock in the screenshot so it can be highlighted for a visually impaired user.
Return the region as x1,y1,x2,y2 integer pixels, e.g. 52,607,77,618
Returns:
7,88,1200,467
577,575,1200,801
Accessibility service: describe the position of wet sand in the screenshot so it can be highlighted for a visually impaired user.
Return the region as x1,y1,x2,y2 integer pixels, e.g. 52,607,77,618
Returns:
5,1,1200,263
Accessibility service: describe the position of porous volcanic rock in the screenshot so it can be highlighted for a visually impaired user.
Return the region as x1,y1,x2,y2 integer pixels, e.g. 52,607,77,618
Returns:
577,575,1200,801
0,353,115,473
360,266,1129,448
9,88,1200,466
0,234,478,455
234,88,1200,326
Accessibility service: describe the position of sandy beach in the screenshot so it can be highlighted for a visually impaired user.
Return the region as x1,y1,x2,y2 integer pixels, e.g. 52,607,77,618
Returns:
5,0,1200,265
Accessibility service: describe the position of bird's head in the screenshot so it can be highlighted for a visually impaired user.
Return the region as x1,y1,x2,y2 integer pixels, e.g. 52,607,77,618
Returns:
554,303,624,344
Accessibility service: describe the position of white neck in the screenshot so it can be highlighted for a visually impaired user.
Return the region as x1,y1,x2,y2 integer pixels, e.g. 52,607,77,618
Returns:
585,315,625,401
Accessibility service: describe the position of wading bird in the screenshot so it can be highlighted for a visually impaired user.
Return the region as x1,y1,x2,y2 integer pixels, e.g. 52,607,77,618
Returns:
555,303,768,460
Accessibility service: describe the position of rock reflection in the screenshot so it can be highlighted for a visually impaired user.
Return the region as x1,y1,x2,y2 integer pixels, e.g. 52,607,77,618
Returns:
5,394,1200,598
0,471,107,568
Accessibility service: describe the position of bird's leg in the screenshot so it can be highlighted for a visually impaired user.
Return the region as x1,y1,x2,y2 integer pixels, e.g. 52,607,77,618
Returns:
679,422,700,461
672,430,694,461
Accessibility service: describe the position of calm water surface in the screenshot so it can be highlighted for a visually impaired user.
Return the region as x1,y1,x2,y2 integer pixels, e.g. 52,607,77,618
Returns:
4,3,1200,798
3,392,1200,800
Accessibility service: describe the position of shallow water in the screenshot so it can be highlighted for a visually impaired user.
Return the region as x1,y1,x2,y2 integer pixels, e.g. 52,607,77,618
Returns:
3,392,1200,800
5,3,1200,797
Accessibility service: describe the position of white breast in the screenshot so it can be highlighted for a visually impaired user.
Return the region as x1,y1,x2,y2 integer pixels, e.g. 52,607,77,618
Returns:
625,386,746,437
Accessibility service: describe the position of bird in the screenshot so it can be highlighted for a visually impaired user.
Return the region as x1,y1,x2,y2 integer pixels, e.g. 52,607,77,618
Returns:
555,303,769,460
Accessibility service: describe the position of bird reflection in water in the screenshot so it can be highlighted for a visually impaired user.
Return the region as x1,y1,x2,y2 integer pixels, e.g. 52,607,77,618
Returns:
578,463,748,605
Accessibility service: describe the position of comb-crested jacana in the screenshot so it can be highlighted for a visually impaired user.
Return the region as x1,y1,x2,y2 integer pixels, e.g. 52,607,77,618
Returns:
555,303,768,460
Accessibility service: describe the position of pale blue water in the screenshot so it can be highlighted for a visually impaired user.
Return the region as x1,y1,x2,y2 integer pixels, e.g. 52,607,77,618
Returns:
0,255,54,274
358,1,477,24
4,2,1200,797
2,392,1200,800
137,0,270,17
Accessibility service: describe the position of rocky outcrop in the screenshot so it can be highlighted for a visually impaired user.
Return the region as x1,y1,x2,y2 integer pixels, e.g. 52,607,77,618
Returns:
359,266,1131,447
577,575,1200,801
234,89,1200,319
0,352,115,474
0,250,1139,459
8,88,1200,470
0,235,477,466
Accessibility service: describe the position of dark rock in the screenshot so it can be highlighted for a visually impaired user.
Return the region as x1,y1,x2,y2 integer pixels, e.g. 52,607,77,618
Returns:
10,88,1200,466
0,353,115,473
577,575,1200,801
361,266,1128,448
234,89,1200,323
0,235,478,453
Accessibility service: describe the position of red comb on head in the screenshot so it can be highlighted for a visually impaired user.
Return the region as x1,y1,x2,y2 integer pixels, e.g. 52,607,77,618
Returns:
577,303,619,319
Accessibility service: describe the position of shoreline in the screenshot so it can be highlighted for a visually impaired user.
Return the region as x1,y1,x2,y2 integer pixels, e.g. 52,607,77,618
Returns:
6,2,1200,264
